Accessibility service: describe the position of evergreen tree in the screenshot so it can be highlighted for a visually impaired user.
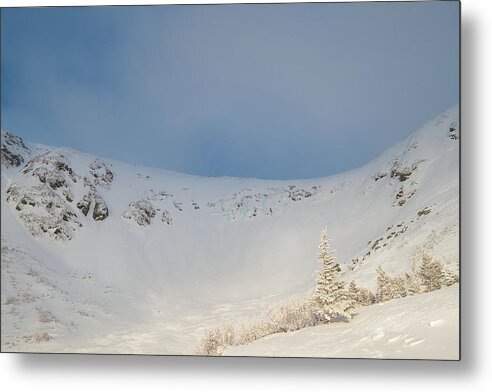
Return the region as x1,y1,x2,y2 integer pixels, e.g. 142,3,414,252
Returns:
376,266,392,302
405,272,423,296
376,266,407,302
348,280,376,306
418,254,444,292
443,267,459,287
348,281,358,302
392,276,408,299
311,228,357,322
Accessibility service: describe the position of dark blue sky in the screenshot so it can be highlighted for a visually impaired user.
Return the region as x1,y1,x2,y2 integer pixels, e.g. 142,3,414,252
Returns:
1,2,459,180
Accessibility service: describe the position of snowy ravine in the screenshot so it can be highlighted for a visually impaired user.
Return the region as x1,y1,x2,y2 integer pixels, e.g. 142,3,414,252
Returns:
0,106,459,357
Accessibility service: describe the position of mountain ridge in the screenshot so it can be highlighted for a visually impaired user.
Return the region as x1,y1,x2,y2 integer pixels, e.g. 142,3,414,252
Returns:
0,105,459,354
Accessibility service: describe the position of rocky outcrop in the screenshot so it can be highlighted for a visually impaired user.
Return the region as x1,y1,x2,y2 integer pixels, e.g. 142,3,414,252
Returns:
448,122,459,140
32,167,67,189
6,183,82,241
286,185,313,201
122,200,156,226
161,210,173,225
373,172,387,182
92,194,109,221
1,130,31,168
89,159,114,189
207,184,323,221
394,187,416,207
76,188,109,221
22,153,78,186
5,148,112,239
417,207,432,217
76,194,92,216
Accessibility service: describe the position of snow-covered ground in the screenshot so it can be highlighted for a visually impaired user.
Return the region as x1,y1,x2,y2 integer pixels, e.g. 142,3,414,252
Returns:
225,285,459,359
0,106,459,357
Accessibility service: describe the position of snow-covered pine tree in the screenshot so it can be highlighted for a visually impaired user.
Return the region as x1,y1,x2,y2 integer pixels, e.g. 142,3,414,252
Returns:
348,280,375,306
443,267,459,287
392,276,408,299
376,266,407,302
376,266,392,302
405,272,423,296
418,254,444,292
348,281,358,302
311,228,357,322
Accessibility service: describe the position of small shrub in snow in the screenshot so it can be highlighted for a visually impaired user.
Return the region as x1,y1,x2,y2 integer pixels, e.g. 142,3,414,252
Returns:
21,292,36,303
24,332,50,343
26,267,40,277
194,324,235,356
235,319,273,347
77,309,91,317
34,332,51,343
266,299,317,333
4,296,20,305
37,307,56,323
194,298,318,355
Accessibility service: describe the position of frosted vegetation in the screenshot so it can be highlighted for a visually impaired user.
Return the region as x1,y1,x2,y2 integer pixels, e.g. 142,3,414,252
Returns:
194,229,458,356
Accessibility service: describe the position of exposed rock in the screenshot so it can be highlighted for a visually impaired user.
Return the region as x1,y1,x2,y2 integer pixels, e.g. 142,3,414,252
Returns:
6,183,81,241
122,200,156,226
207,184,324,221
92,194,109,221
448,122,459,140
23,152,78,185
1,130,31,167
371,237,383,251
32,167,66,189
389,160,422,183
75,184,109,221
161,210,173,225
147,190,173,201
77,193,92,216
373,172,387,181
89,159,113,189
418,207,432,217
393,189,416,207
1,147,24,167
390,167,413,182
286,185,313,201
62,189,74,202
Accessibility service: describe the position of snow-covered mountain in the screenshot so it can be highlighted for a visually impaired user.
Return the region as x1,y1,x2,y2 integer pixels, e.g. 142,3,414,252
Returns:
0,106,459,355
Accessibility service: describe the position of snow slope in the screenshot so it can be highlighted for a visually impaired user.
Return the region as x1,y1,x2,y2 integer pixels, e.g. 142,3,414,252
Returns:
0,106,459,355
224,285,459,360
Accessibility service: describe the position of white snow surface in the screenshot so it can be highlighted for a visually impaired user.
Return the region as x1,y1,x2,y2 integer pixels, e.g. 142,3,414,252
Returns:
0,106,459,356
225,285,459,359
